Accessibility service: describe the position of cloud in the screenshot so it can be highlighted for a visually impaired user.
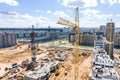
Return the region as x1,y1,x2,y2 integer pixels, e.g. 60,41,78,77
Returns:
35,9,40,12
109,0,120,5
80,19,99,28
79,8,114,27
100,0,106,4
116,14,120,17
59,0,120,8
80,9,100,16
100,0,120,5
82,0,98,7
80,9,100,21
46,10,52,14
95,14,113,20
80,9,113,20
35,9,44,14
0,0,19,6
54,10,72,20
58,0,98,8
0,12,64,28
0,12,52,28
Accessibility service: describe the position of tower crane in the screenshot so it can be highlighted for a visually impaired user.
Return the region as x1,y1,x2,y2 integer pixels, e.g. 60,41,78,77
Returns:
57,7,80,80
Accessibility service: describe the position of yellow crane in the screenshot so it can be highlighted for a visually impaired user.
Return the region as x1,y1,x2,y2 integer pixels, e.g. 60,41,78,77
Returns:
57,7,80,80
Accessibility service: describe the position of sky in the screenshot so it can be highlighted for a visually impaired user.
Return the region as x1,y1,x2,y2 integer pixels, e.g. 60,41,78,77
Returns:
0,0,120,28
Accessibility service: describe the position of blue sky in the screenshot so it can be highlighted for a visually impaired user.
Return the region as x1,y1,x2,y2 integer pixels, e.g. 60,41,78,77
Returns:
0,0,120,28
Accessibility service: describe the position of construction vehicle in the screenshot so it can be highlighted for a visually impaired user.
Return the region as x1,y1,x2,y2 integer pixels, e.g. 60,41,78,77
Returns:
57,7,80,80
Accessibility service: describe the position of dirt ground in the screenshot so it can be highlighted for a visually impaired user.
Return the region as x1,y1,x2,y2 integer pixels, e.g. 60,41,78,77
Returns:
0,44,48,77
0,39,120,80
114,53,120,60
49,50,92,80
0,43,93,80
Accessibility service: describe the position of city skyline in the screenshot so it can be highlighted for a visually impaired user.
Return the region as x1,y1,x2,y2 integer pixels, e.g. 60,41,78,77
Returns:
0,0,120,28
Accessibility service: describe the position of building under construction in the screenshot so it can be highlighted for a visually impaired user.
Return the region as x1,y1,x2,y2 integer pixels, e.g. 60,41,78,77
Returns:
105,21,115,59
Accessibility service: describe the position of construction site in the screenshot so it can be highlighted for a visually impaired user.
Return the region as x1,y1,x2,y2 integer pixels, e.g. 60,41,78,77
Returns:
0,7,120,80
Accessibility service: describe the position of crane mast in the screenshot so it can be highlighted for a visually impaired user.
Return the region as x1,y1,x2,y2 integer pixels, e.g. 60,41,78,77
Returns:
74,7,79,80
57,7,80,80
109,19,113,42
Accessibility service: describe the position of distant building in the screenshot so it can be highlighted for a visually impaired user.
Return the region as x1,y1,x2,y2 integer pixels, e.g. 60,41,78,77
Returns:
0,32,16,48
69,32,104,46
114,32,120,48
69,33,75,43
0,28,67,44
99,25,106,36
100,25,106,31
